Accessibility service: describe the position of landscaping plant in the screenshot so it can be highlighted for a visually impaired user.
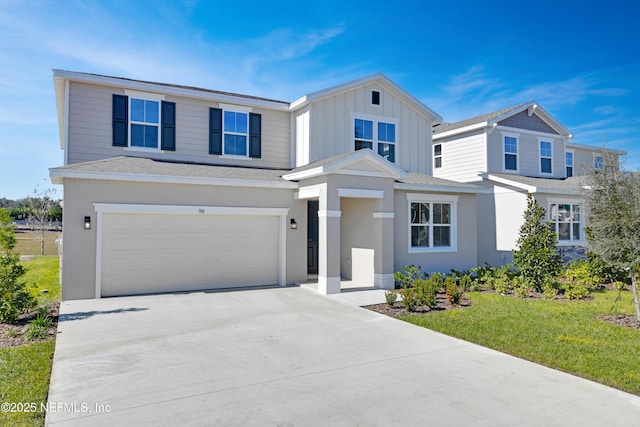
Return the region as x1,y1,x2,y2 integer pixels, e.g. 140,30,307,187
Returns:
513,194,561,292
384,291,397,307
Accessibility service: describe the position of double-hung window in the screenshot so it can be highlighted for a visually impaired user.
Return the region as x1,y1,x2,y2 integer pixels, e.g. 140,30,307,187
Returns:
434,144,442,168
503,134,518,171
540,140,552,174
353,116,397,162
408,194,458,252
565,151,574,177
112,91,175,151
549,202,582,242
223,111,248,156
594,155,604,171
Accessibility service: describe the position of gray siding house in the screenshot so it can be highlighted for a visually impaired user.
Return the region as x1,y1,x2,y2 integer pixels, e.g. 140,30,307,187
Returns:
50,71,482,300
432,102,626,266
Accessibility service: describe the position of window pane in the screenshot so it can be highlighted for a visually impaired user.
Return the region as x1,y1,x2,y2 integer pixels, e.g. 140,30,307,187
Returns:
131,124,144,146
595,156,604,169
566,166,573,177
541,158,552,173
411,225,429,247
504,136,517,154
144,125,158,148
550,204,558,221
355,119,372,140
573,223,581,240
224,111,236,132
566,151,573,166
435,157,442,168
540,141,552,157
236,113,247,134
572,205,580,221
433,226,450,247
558,204,571,221
505,154,517,170
145,100,159,124
355,140,373,150
378,143,395,162
411,202,429,225
131,99,145,122
224,134,247,155
434,144,441,156
558,223,570,240
378,122,395,142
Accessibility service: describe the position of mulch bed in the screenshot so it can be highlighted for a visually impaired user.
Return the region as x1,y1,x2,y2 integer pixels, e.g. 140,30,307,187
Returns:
0,303,59,349
364,293,472,317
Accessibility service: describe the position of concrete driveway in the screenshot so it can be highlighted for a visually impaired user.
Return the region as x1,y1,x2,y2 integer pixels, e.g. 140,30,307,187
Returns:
46,287,640,426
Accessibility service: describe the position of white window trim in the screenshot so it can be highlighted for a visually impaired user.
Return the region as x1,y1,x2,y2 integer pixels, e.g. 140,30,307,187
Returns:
501,131,519,173
433,143,442,169
593,153,604,170
547,198,585,246
222,109,251,157
350,112,400,163
370,89,382,106
124,90,166,151
538,137,553,175
406,193,458,253
565,149,574,177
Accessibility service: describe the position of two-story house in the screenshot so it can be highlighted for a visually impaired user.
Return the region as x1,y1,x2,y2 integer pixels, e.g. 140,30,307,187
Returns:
432,102,626,266
50,70,483,300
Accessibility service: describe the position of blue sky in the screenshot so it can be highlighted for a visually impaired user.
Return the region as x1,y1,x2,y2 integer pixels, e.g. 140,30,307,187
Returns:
1,0,639,200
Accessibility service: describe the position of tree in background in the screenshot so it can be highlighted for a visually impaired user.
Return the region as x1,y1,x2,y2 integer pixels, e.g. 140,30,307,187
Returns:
0,208,35,323
582,153,640,327
513,193,561,292
26,186,57,256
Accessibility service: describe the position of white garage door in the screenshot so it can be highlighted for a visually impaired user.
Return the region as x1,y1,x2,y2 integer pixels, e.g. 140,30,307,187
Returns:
100,212,280,297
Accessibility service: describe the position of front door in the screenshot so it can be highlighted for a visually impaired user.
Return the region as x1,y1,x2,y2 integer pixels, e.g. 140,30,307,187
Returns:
307,200,319,274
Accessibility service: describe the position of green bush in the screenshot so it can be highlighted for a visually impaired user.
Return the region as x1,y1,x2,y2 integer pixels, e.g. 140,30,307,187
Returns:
400,287,418,312
585,251,627,284
445,281,461,305
415,278,438,309
564,259,603,287
513,276,529,299
459,275,472,292
384,291,397,307
394,265,423,289
613,281,626,291
563,283,590,300
543,282,559,300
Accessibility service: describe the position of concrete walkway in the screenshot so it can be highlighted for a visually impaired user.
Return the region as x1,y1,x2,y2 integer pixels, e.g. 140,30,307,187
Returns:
47,286,640,426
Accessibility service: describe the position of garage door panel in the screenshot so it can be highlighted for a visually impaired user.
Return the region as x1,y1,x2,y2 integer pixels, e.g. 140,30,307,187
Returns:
100,213,280,297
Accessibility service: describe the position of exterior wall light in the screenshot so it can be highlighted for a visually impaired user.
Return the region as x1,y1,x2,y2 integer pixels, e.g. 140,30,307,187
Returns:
84,216,91,230
290,218,297,230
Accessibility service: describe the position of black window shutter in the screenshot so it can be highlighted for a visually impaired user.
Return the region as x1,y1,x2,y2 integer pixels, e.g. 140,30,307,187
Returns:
209,108,222,155
161,101,176,151
112,95,128,147
249,113,262,158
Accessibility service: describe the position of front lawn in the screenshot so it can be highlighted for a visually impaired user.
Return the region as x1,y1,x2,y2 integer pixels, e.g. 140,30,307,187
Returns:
398,290,640,395
0,255,60,427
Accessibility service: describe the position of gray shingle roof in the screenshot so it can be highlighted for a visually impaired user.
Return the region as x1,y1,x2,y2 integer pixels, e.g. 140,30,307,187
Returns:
51,156,292,182
399,172,483,189
433,103,528,134
487,173,588,192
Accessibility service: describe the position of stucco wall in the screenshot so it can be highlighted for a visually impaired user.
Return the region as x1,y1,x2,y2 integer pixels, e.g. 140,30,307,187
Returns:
60,179,306,300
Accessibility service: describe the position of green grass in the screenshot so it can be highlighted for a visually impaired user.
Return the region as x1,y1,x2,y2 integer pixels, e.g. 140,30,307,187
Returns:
0,341,56,426
14,231,60,256
22,256,60,304
398,290,640,395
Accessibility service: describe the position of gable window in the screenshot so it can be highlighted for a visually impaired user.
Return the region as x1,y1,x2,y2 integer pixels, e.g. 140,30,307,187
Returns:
112,92,175,151
209,106,261,158
503,134,518,171
434,144,442,168
594,155,604,171
565,151,574,177
539,140,552,174
371,90,381,105
407,194,458,252
353,116,397,162
549,202,582,242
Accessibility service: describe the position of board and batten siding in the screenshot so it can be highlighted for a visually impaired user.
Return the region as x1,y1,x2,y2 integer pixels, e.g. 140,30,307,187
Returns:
299,82,434,175
66,82,291,169
433,129,486,182
486,127,565,178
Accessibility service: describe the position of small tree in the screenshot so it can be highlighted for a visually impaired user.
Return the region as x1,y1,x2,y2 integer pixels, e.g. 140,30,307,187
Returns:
513,193,561,291
582,153,640,327
0,208,35,323
26,186,57,255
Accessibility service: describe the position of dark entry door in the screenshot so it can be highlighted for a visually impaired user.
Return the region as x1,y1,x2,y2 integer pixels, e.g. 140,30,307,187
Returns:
307,200,319,274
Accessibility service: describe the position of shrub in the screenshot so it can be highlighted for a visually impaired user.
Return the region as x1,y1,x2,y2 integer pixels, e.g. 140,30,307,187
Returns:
586,251,627,284
563,283,590,300
384,291,397,307
543,282,559,300
445,282,461,305
400,287,418,312
26,309,53,340
459,275,472,292
564,259,603,288
613,281,626,292
415,278,438,309
394,265,423,289
513,276,529,299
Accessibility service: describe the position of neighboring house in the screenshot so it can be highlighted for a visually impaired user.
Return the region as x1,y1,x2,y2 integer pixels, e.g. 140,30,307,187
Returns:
433,102,626,265
50,70,483,300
